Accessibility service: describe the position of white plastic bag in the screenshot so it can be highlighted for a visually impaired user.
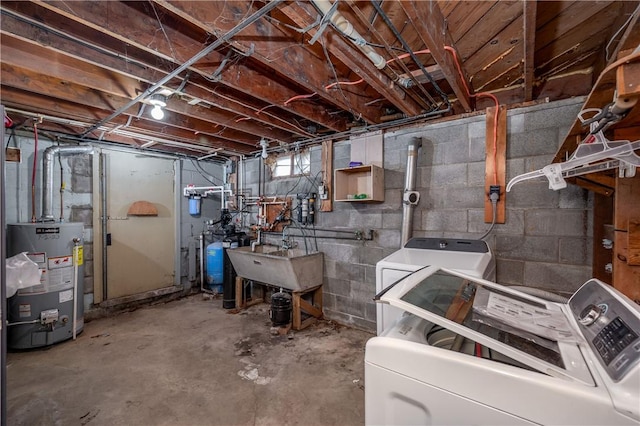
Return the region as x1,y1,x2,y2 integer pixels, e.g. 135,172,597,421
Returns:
6,252,42,298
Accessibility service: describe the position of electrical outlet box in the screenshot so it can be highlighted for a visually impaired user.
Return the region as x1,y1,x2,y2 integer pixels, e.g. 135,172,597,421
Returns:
319,184,328,200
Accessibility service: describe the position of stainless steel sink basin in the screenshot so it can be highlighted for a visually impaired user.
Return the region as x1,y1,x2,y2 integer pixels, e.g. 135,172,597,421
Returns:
226,245,324,291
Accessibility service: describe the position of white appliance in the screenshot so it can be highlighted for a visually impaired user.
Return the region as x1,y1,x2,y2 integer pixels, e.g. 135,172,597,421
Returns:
365,267,640,425
376,238,494,335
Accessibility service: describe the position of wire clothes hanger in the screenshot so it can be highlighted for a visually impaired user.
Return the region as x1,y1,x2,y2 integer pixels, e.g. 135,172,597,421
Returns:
507,105,640,192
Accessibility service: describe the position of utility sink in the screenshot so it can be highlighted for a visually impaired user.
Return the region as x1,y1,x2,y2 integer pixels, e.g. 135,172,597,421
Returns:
226,245,324,291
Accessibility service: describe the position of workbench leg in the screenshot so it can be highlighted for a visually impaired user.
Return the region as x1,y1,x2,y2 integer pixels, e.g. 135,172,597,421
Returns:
235,276,244,309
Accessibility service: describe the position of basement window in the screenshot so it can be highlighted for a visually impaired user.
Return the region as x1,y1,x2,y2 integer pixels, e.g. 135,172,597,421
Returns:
272,150,310,177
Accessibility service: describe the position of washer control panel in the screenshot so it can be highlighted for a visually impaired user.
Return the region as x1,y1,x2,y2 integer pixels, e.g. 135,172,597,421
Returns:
570,279,640,381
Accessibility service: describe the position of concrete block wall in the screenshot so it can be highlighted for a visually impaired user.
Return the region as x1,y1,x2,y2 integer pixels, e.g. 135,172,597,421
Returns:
243,97,592,332
3,133,223,305
4,133,94,309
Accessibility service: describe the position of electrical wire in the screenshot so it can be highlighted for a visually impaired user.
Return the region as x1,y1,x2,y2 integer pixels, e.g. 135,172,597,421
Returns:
444,46,500,186
5,127,15,150
605,3,640,61
479,197,498,240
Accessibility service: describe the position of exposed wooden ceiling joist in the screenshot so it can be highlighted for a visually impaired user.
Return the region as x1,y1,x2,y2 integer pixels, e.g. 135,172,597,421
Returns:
399,0,473,112
0,0,634,157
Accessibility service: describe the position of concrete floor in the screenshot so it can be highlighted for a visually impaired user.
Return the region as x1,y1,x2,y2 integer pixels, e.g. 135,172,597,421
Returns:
7,294,372,425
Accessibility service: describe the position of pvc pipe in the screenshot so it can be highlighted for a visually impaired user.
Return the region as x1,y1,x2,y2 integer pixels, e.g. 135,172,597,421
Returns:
311,0,386,69
41,145,94,221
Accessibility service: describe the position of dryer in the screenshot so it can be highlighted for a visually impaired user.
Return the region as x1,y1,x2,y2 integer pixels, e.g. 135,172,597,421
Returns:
376,237,494,335
365,267,640,425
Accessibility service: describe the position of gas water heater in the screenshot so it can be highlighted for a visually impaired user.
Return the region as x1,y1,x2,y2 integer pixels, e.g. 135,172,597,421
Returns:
6,222,85,349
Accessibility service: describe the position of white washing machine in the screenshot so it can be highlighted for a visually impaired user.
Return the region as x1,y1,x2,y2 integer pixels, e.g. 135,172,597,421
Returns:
376,238,494,335
365,267,640,425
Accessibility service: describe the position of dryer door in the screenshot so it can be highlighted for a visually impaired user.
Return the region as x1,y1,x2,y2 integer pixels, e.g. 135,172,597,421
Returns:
376,266,593,385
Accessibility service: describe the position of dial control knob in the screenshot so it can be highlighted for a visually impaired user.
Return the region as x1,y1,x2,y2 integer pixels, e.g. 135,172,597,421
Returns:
579,304,603,326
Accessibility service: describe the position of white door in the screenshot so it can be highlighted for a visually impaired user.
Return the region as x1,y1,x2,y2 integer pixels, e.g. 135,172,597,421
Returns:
105,151,176,299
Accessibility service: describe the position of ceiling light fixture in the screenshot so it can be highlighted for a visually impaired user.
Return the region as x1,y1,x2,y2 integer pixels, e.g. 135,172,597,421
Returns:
148,93,167,121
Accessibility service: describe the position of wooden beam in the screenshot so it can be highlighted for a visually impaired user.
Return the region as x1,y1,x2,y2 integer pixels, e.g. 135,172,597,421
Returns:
399,1,473,112
278,1,424,117
0,5,314,139
320,140,333,212
554,51,640,165
614,174,640,302
0,84,256,153
592,193,614,284
155,0,384,124
397,65,444,85
484,105,507,224
0,59,271,146
523,0,537,101
16,0,347,132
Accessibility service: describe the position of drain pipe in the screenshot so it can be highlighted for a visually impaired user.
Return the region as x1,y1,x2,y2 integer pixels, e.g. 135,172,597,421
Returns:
401,138,422,247
311,0,386,69
41,145,94,221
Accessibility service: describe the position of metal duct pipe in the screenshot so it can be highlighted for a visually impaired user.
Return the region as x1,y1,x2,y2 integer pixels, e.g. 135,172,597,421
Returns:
311,0,386,69
41,145,94,221
401,137,422,247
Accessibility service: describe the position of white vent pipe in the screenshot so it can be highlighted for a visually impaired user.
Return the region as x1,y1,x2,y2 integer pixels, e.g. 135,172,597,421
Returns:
311,0,386,69
401,138,422,247
41,145,94,221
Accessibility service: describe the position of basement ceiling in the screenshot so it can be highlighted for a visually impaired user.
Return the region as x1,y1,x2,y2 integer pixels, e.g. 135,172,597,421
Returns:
1,1,638,158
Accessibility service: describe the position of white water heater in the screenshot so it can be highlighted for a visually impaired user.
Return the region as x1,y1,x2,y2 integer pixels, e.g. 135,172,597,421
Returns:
6,222,84,349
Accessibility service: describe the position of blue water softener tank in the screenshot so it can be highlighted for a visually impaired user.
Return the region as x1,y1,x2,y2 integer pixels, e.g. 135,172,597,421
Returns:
206,241,224,293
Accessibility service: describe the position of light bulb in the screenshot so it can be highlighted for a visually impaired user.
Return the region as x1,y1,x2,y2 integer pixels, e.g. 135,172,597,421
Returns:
150,105,165,120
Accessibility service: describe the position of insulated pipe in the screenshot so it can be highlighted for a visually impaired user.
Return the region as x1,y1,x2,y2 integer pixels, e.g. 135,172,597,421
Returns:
41,145,94,221
311,0,386,69
401,137,422,247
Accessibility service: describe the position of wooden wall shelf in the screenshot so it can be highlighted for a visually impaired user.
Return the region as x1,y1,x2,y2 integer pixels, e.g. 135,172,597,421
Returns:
334,165,384,202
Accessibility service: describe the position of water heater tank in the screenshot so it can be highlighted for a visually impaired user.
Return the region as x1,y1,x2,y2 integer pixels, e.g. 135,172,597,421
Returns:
7,222,85,349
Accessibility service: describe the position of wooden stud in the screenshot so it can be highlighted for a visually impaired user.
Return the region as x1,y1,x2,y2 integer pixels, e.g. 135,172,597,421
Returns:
593,194,614,284
235,276,244,309
614,174,640,302
484,104,507,224
320,140,333,212
523,0,537,102
628,220,640,266
399,1,473,112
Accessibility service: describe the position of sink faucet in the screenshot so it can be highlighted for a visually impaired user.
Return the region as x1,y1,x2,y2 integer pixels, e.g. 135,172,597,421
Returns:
251,230,262,252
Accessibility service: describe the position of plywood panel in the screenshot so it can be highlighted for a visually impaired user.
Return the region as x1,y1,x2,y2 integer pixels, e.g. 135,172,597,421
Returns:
484,105,506,223
105,151,176,299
